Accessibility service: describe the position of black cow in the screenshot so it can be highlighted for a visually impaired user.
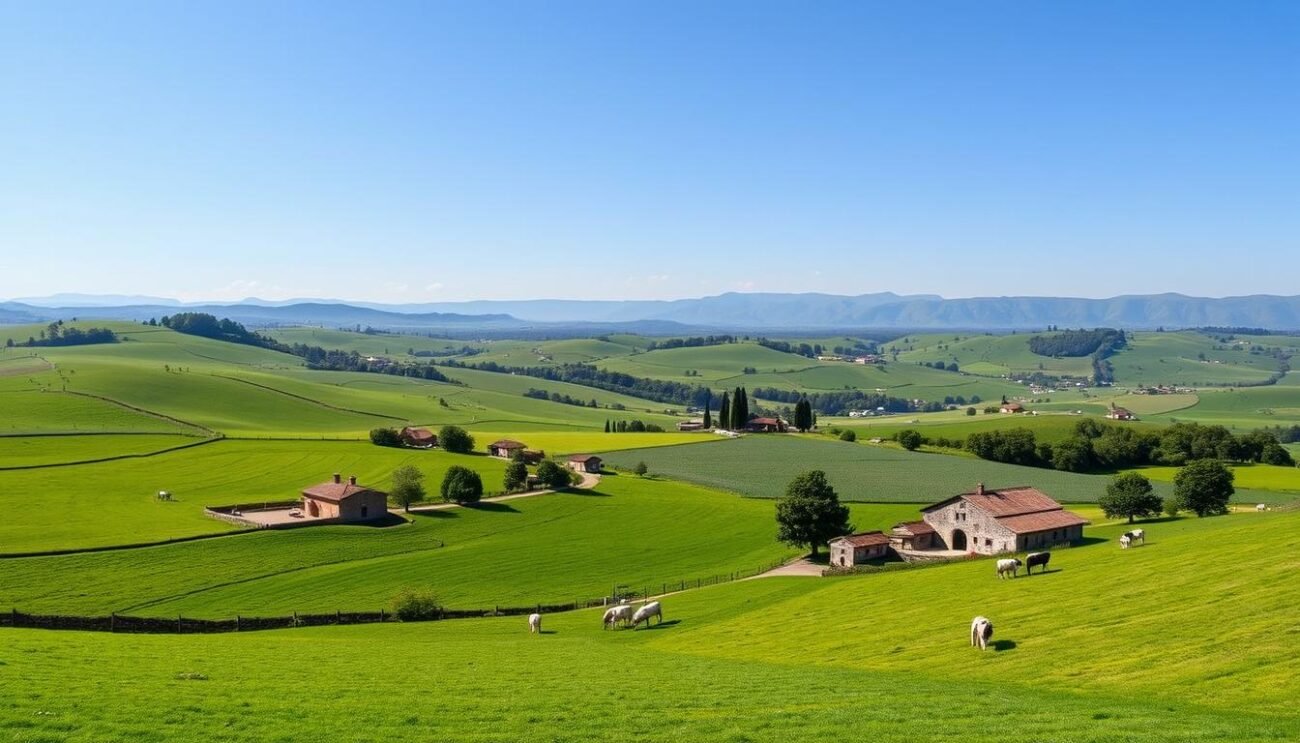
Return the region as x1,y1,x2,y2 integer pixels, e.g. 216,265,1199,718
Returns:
1025,551,1051,574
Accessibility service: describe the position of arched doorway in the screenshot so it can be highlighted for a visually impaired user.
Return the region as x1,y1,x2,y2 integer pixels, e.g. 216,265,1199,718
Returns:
308,500,320,517
951,529,967,551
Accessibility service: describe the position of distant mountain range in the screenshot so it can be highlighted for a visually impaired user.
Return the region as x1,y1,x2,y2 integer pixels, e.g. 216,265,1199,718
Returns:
5,292,1300,331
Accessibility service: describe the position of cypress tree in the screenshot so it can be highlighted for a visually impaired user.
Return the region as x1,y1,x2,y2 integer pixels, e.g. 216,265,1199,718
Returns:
604,419,610,433
703,390,713,429
719,392,731,431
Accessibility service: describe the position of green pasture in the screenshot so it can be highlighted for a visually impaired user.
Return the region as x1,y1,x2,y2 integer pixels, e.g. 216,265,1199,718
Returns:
0,439,509,553
1135,462,1300,494
0,388,194,434
0,434,204,468
2,508,1299,741
1110,331,1285,387
600,435,1286,504
0,474,801,617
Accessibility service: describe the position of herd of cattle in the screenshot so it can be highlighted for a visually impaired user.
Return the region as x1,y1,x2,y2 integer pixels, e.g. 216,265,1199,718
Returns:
526,600,664,635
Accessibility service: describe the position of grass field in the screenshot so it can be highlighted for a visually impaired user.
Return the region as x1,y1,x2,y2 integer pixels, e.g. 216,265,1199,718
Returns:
2,508,1298,741
0,434,206,468
600,435,1288,504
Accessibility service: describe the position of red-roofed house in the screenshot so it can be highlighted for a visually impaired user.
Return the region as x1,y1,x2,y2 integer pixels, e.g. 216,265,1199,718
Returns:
1106,405,1137,421
567,454,602,473
828,531,891,567
1000,402,1025,414
301,474,388,522
488,439,527,458
745,417,785,433
400,427,437,448
919,483,1088,555
889,520,938,551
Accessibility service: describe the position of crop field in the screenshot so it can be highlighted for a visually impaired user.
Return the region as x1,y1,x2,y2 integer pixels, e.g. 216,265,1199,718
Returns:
600,435,1285,504
0,474,803,617
2,508,1298,741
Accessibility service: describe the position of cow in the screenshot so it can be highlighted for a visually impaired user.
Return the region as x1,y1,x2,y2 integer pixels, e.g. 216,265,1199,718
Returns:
1257,503,1268,512
1122,529,1145,546
631,601,663,628
602,604,632,630
528,613,542,634
1025,552,1050,575
1119,534,1132,549
970,616,994,650
996,558,1022,579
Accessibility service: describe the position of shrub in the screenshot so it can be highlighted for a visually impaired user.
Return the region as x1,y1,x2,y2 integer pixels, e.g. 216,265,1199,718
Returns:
966,407,977,416
438,425,475,454
503,459,529,492
389,464,426,512
392,589,442,621
897,429,923,451
369,428,402,447
1163,496,1182,518
838,429,857,442
633,461,648,477
536,460,572,490
440,466,484,503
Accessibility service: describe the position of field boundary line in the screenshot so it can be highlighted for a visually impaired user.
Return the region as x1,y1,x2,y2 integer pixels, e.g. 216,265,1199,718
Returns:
0,435,222,472
61,390,217,436
210,374,407,422
0,525,260,560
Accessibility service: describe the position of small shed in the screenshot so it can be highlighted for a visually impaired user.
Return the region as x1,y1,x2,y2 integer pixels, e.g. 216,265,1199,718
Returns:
301,474,387,522
567,454,602,473
828,531,892,567
1000,402,1025,414
677,419,706,431
1106,406,1136,421
488,439,527,458
400,426,437,448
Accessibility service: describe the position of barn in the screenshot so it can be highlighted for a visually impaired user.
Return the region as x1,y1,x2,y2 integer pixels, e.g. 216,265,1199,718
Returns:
400,426,437,448
488,439,527,458
919,483,1087,555
1106,405,1137,421
567,454,602,473
745,417,784,433
828,531,891,567
301,474,388,523
1000,402,1025,414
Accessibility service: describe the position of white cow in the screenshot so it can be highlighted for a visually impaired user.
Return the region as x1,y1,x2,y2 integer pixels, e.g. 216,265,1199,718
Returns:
1257,503,1268,512
528,613,542,634
631,601,663,628
1119,535,1132,549
970,616,994,650
1122,529,1145,546
996,558,1022,579
602,604,633,630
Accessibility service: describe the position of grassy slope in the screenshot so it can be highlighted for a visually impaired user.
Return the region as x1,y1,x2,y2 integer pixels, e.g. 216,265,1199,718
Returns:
2,510,1299,741
600,435,1286,504
0,440,509,552
0,475,800,616
0,434,204,468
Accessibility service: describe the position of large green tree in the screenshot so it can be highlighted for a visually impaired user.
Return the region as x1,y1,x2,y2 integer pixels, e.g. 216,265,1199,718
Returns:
1173,459,1234,517
536,460,572,490
702,389,713,429
503,459,529,493
389,464,426,512
1098,472,1162,523
775,470,853,558
438,425,475,454
440,465,484,504
896,429,923,451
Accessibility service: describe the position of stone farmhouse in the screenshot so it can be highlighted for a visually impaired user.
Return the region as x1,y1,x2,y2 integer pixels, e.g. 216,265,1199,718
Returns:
829,531,891,567
918,484,1087,555
1106,405,1137,421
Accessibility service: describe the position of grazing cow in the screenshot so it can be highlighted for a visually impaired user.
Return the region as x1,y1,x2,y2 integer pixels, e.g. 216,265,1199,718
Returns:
1257,503,1268,512
1025,552,1050,575
970,616,994,650
1122,529,1145,546
996,558,1022,579
631,601,663,628
528,613,541,634
1119,534,1131,549
602,604,632,630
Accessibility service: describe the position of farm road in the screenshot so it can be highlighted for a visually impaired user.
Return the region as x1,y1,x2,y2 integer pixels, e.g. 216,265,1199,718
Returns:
403,471,601,514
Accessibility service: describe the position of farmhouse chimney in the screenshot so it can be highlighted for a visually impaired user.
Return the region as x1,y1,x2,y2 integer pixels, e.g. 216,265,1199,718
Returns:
976,482,985,495
333,473,341,484
349,475,357,486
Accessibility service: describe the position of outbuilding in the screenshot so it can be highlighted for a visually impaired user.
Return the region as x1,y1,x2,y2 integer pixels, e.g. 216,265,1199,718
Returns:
1106,405,1137,421
920,483,1087,555
829,531,891,567
488,439,527,458
301,474,388,523
567,454,602,474
400,426,437,448
1000,402,1025,414
745,417,785,433
889,520,938,551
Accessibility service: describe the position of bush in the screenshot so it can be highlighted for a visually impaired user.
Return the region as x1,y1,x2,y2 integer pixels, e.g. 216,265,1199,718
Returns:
896,429,923,451
369,428,402,447
389,464,426,512
633,461,649,477
536,460,572,490
1163,496,1182,518
966,407,977,416
392,589,442,621
503,459,529,492
838,429,857,442
438,425,475,454
440,465,484,503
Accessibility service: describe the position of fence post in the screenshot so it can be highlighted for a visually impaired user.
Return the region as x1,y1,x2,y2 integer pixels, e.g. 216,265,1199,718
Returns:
177,615,183,634
336,610,341,625
236,615,241,632
293,611,298,627
380,608,385,622
110,613,116,633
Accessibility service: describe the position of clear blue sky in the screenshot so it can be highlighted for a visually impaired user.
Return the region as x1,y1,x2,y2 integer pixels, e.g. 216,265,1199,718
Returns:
2,1,1297,303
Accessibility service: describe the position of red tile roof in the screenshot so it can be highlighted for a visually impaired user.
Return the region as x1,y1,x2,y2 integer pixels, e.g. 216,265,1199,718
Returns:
1001,402,1024,411
949,486,1063,517
402,427,436,441
302,481,382,503
832,531,891,548
998,509,1089,534
749,417,781,426
568,454,600,462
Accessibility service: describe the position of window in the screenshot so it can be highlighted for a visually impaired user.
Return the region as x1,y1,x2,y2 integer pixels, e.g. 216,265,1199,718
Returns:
361,506,369,518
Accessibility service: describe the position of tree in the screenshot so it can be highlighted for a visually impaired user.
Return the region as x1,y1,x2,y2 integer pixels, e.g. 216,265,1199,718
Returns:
703,389,712,429
897,429,923,451
1261,442,1295,467
838,429,857,442
1163,496,1182,518
1173,459,1234,517
793,397,813,433
730,386,750,431
503,459,529,492
718,392,731,431
604,419,610,433
389,464,426,512
438,425,475,454
440,465,483,504
1051,436,1095,473
369,428,402,447
1099,472,1162,523
965,406,976,416
775,470,852,558
536,460,572,490
632,461,648,477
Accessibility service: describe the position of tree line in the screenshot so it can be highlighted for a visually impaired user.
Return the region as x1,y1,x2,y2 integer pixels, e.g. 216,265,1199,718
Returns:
442,359,714,407
751,387,944,416
6,321,117,348
524,388,597,407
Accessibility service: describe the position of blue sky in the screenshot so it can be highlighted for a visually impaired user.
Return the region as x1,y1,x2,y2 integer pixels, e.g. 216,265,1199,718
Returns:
2,1,1297,303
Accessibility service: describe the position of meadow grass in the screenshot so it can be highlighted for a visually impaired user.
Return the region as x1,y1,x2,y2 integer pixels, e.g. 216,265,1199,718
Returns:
0,434,204,468
600,435,1289,504
2,509,1299,741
